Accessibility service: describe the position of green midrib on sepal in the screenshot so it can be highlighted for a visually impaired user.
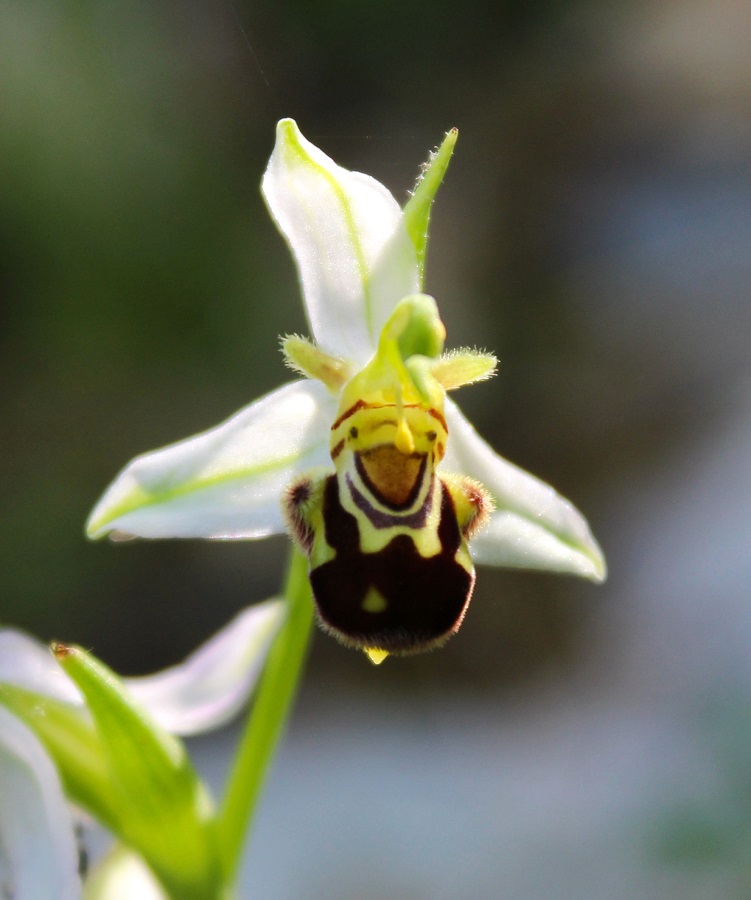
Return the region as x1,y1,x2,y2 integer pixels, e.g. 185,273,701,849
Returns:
279,120,376,343
87,435,327,538
483,491,607,582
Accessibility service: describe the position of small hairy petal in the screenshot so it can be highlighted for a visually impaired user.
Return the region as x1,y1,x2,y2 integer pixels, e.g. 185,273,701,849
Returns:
281,334,352,390
431,349,497,390
442,399,606,581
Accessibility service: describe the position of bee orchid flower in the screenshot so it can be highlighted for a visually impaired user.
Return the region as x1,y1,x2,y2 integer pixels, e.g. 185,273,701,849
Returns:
85,120,605,663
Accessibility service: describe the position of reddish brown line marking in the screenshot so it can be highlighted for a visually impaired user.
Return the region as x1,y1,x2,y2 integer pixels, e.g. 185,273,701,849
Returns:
330,439,345,460
332,401,441,432
427,408,448,432
331,399,368,431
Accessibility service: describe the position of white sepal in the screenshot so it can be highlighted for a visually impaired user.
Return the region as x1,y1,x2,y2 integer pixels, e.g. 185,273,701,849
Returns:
0,707,81,900
262,118,419,364
86,380,334,541
442,400,606,581
125,598,285,736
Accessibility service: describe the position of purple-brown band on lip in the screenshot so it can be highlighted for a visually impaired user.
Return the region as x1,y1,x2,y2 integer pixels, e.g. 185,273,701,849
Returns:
345,473,433,530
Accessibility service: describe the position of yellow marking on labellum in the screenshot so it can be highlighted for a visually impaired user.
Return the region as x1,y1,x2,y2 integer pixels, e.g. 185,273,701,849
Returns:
365,647,390,665
395,416,415,455
361,587,388,613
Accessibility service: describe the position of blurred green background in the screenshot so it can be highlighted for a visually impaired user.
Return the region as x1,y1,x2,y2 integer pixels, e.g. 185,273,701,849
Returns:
3,0,751,896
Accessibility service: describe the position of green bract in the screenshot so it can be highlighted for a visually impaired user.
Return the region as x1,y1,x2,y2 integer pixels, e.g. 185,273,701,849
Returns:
53,643,221,899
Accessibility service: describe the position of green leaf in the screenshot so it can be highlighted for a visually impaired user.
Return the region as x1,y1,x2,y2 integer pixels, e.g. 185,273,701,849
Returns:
402,128,458,285
0,683,120,832
53,643,224,900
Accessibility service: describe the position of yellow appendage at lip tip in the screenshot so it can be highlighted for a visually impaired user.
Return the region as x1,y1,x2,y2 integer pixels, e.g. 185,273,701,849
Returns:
394,416,415,455
365,647,389,665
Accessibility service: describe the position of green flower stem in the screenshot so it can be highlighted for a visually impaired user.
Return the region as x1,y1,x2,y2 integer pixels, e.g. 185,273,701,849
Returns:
218,547,314,886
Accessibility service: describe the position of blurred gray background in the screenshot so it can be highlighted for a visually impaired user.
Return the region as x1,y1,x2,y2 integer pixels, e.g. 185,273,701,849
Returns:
2,0,751,896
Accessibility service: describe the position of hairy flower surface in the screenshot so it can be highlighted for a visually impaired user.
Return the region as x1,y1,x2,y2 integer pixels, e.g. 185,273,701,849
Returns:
86,120,605,658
